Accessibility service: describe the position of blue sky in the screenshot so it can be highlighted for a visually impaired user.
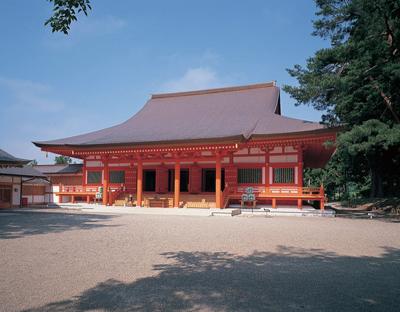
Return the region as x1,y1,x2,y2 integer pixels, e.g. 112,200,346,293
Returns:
0,0,328,164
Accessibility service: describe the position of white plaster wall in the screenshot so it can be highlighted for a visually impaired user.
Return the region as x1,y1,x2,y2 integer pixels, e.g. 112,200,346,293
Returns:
109,163,130,167
285,146,297,153
234,148,248,155
270,146,283,154
234,156,265,163
269,155,298,163
25,195,45,204
269,167,273,184
262,167,265,184
52,185,60,203
250,147,262,154
86,160,103,167
12,184,21,206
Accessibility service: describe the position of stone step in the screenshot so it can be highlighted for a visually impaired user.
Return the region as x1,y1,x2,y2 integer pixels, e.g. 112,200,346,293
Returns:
211,209,241,217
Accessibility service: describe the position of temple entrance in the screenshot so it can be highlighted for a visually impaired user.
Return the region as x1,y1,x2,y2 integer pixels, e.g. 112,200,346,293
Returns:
168,169,189,192
202,169,225,192
143,170,156,192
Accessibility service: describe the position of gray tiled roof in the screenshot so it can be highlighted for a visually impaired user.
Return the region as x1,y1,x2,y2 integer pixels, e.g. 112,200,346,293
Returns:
34,164,82,174
33,83,326,148
0,166,46,178
0,149,31,165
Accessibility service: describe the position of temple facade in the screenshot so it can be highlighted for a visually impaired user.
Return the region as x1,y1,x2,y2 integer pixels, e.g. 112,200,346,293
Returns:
34,82,339,210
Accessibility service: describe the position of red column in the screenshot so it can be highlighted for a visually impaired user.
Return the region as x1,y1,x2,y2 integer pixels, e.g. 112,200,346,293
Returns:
136,160,143,207
174,160,180,207
102,157,109,206
265,147,270,192
215,153,221,208
298,146,303,187
297,198,302,209
82,158,87,189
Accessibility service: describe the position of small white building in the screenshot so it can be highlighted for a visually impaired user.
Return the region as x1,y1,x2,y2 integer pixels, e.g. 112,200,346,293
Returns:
0,167,47,208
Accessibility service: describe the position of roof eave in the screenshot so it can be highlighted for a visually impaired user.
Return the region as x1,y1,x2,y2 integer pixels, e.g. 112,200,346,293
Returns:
250,126,343,140
33,135,247,150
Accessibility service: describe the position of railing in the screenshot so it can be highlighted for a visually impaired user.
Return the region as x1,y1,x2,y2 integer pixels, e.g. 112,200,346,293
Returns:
221,185,230,208
227,185,324,198
109,189,130,204
58,184,98,193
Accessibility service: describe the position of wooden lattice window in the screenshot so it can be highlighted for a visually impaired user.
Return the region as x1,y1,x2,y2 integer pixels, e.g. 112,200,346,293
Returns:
273,167,295,184
109,170,125,184
87,171,102,184
238,168,262,184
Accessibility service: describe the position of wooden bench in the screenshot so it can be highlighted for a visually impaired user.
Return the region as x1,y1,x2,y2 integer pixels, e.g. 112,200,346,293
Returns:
147,198,169,208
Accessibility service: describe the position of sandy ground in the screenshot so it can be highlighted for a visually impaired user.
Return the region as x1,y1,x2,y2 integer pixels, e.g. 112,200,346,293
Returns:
0,210,399,312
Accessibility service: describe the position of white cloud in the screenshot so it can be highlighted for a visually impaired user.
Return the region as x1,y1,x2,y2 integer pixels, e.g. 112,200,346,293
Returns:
160,67,229,93
0,77,64,112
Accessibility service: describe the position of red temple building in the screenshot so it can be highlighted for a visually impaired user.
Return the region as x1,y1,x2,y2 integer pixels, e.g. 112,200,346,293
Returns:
34,82,339,210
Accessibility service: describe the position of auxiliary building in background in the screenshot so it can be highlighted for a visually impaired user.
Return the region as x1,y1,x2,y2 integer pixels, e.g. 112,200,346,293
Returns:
0,148,86,208
34,82,339,210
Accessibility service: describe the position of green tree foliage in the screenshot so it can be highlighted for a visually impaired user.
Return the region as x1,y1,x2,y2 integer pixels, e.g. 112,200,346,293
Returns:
284,0,400,197
54,155,72,164
45,0,92,34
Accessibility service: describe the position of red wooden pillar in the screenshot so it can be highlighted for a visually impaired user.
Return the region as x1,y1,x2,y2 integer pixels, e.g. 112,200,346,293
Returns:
298,145,303,187
174,160,180,207
320,184,325,211
265,147,270,192
297,198,302,209
215,153,221,208
297,146,304,210
136,160,143,207
102,157,109,206
82,158,87,190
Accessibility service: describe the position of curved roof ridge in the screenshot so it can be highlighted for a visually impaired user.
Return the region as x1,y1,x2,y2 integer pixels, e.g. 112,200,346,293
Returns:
151,81,276,99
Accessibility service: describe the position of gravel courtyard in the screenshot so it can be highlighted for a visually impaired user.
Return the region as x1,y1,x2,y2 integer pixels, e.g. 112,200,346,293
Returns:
0,210,399,312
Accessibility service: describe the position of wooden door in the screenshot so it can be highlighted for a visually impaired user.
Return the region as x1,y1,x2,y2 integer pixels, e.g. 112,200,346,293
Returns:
0,185,12,208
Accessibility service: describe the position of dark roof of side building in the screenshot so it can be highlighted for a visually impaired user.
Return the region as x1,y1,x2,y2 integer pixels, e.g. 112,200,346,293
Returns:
0,166,46,178
33,82,328,148
34,163,83,175
0,149,31,166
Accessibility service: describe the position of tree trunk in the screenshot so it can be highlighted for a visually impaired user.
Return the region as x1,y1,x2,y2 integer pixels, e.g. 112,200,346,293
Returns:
370,165,384,198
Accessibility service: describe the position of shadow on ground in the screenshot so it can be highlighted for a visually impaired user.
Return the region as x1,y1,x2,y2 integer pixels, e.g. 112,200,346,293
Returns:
0,211,117,239
24,246,400,311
